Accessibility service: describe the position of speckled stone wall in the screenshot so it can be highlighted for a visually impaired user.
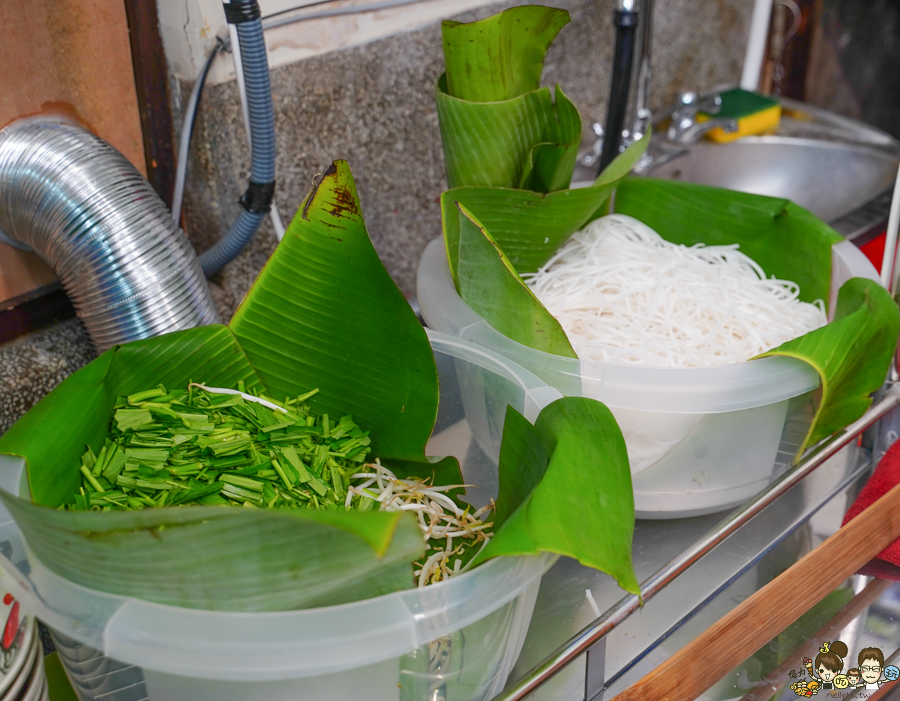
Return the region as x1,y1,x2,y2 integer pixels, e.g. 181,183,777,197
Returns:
0,320,96,433
181,0,753,317
0,0,751,432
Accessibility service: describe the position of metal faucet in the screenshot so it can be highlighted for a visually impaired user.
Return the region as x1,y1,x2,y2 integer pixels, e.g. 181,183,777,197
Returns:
666,91,739,145
630,0,653,143
582,0,739,169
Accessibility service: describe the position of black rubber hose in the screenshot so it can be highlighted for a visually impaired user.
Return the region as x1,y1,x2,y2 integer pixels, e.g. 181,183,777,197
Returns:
598,8,638,175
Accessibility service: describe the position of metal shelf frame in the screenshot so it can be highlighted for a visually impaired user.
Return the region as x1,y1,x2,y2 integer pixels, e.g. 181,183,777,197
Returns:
494,383,900,701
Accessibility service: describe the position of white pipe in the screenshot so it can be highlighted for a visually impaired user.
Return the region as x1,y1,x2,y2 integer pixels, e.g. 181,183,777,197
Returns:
262,0,443,31
269,201,286,237
882,163,900,291
172,40,224,223
741,0,773,91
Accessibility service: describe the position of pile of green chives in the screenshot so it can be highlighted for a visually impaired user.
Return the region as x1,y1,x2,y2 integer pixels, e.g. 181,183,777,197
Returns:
66,383,373,511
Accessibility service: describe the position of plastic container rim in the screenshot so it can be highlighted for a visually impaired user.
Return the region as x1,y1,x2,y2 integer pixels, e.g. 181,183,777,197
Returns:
416,238,856,413
0,332,561,680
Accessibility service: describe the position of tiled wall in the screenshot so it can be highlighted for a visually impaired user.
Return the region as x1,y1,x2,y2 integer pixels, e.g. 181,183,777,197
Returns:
178,0,754,317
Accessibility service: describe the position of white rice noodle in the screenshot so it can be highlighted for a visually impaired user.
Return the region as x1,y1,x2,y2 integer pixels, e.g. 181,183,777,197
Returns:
525,214,828,368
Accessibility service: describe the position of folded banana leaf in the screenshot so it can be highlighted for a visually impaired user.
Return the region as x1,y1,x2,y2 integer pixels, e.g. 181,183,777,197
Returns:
436,4,650,358
441,5,568,103
757,277,899,454
437,6,578,191
441,134,649,279
478,397,639,594
455,202,576,358
0,160,639,610
613,177,841,306
451,175,899,458
435,5,899,458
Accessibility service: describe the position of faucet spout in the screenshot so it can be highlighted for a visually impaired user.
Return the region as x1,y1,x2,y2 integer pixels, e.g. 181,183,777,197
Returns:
666,91,739,145
669,117,739,145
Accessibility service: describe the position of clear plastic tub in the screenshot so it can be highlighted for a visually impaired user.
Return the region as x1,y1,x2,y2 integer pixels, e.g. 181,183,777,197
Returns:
0,332,560,701
417,237,880,518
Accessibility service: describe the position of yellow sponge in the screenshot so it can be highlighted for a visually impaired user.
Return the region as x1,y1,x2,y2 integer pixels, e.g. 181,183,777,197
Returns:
697,89,781,143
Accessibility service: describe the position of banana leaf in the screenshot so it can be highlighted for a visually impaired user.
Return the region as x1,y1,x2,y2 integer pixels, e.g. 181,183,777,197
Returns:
0,463,425,611
0,161,439,611
436,80,581,192
230,162,438,461
456,202,576,358
0,160,641,611
434,3,898,481
399,398,637,701
441,5,569,102
757,278,899,454
436,4,649,282
436,5,580,191
445,173,899,457
441,133,649,279
614,177,842,306
475,397,638,594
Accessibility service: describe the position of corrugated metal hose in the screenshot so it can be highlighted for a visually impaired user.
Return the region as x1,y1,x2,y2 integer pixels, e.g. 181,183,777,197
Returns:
0,0,274,351
0,118,219,352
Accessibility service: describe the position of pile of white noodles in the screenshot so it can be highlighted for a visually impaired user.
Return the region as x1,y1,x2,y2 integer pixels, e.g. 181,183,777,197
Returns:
524,214,828,368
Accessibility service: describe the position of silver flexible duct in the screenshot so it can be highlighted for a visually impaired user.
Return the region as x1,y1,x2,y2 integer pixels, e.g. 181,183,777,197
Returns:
0,119,219,352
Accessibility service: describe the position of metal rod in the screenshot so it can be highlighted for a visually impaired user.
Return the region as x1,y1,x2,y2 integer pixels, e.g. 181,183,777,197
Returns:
492,383,900,701
599,449,878,697
631,0,652,140
883,163,900,292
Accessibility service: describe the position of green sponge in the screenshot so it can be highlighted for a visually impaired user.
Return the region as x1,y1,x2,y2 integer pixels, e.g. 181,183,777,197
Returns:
698,88,781,143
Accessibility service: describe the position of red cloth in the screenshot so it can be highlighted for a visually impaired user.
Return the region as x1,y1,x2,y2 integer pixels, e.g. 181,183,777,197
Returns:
842,437,900,572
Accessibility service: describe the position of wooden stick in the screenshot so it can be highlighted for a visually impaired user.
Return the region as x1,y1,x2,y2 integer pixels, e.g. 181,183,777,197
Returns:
612,480,900,701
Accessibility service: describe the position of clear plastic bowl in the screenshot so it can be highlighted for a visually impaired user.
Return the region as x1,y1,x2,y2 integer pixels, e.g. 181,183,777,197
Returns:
417,237,880,519
0,332,560,701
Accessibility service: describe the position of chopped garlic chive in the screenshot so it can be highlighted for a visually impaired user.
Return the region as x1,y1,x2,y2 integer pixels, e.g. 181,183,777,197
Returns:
67,382,495,587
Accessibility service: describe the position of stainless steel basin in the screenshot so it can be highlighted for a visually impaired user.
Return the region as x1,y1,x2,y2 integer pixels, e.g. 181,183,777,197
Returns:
573,99,900,244
644,136,898,224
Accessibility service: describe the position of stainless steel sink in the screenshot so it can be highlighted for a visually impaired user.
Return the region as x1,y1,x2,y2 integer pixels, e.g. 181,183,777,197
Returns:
575,98,900,244
644,136,898,225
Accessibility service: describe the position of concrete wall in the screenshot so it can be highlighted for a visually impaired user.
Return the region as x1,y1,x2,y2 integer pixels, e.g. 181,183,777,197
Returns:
158,0,499,82
178,0,755,318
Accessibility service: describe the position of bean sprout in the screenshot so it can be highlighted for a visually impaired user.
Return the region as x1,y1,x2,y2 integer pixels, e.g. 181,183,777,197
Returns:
346,460,494,586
